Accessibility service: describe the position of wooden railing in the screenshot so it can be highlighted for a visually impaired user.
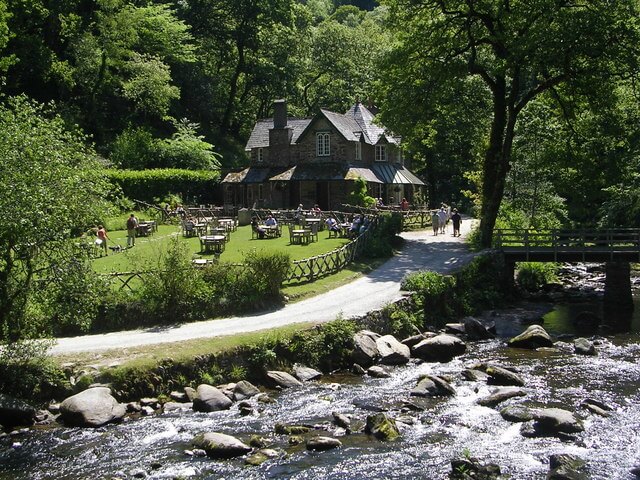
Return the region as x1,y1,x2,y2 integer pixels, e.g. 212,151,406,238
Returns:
400,210,433,229
494,228,640,262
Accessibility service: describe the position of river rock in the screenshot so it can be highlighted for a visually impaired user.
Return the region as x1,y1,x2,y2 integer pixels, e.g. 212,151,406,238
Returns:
500,404,535,423
411,375,456,397
163,402,192,413
534,407,584,433
477,387,526,407
192,432,251,459
332,412,351,431
580,398,612,417
233,380,260,401
486,365,525,386
508,325,554,349
0,394,36,429
293,365,322,382
450,457,501,479
245,448,280,466
574,338,596,356
59,387,126,428
463,317,495,340
631,465,640,477
352,330,380,367
401,333,433,348
352,397,385,412
266,371,303,389
548,453,586,480
169,391,188,402
376,335,410,365
412,334,466,362
462,369,490,382
445,323,466,335
306,436,342,451
184,387,196,402
364,413,399,441
367,365,391,378
192,385,233,412
275,423,311,435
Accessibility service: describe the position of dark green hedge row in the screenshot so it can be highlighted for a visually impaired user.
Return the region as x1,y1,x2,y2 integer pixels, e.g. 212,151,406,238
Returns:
106,168,221,204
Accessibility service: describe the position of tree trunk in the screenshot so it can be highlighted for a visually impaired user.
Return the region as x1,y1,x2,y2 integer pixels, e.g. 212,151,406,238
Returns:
220,40,245,135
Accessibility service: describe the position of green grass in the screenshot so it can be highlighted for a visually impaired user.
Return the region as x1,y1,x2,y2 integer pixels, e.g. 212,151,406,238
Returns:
91,222,351,273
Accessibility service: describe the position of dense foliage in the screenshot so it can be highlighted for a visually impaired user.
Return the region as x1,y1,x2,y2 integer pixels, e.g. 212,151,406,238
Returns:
106,168,221,205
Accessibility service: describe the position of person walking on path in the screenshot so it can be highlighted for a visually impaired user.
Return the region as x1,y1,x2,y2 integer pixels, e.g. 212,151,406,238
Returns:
96,225,110,256
126,213,138,247
437,206,447,234
451,209,462,237
431,210,440,235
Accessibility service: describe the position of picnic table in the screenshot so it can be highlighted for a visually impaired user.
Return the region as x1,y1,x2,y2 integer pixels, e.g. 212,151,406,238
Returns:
199,235,226,254
136,221,156,237
261,224,280,238
291,228,311,245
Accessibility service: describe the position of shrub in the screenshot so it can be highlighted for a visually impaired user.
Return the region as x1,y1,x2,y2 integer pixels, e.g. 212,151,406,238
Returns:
0,340,67,399
402,271,456,326
288,318,357,371
105,168,220,205
364,213,402,258
516,262,559,291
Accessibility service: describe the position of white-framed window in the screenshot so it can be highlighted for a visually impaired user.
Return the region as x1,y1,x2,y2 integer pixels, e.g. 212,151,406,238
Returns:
257,148,263,163
355,141,362,161
316,132,330,157
375,145,387,162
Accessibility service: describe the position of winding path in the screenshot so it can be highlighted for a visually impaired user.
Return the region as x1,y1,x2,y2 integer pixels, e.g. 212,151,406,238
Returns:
50,219,476,355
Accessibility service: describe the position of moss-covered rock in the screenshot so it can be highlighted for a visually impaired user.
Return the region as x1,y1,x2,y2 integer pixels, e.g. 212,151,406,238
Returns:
364,412,400,441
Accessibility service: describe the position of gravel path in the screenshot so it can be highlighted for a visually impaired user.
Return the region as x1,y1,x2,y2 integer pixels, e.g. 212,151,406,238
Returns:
50,219,476,355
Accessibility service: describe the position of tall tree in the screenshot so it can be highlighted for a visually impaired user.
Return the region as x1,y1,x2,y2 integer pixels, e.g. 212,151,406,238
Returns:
381,0,640,247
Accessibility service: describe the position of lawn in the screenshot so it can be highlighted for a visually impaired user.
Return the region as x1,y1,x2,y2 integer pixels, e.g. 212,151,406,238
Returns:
91,220,352,274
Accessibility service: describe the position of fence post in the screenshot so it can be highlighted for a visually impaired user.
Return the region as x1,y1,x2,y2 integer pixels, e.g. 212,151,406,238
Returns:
308,258,314,282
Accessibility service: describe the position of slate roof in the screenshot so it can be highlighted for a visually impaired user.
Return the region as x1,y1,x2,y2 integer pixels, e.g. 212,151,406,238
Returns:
244,102,399,150
223,165,385,183
372,163,425,185
245,118,311,151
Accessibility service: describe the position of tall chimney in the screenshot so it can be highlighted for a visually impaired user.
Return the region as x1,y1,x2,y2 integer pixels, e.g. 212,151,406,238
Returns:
273,99,287,129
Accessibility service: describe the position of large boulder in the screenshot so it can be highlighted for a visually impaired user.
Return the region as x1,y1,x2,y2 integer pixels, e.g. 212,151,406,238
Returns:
450,457,501,479
192,432,251,459
59,387,126,427
364,413,400,441
192,385,233,412
265,371,303,389
500,404,536,423
508,325,553,349
0,394,36,429
412,334,466,362
548,453,586,480
233,381,260,401
352,330,380,367
376,335,410,365
293,365,322,382
411,375,456,397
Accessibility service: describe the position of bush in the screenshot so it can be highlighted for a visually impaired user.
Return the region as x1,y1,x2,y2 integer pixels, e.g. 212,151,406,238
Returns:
288,318,357,371
516,262,558,291
0,340,67,399
364,213,402,258
139,237,212,322
402,271,456,326
105,168,220,205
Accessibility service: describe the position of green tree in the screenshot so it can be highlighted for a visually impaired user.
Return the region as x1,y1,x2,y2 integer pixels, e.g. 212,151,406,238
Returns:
381,0,640,247
0,96,113,341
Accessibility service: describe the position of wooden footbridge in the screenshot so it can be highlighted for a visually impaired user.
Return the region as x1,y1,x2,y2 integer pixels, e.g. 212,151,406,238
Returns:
494,228,640,262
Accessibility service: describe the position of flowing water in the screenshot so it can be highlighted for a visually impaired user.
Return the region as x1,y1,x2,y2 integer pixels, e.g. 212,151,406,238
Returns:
2,272,640,479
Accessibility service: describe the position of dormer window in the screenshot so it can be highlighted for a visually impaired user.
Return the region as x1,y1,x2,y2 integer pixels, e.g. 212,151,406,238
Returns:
316,132,330,157
257,148,264,163
375,145,387,162
355,141,362,161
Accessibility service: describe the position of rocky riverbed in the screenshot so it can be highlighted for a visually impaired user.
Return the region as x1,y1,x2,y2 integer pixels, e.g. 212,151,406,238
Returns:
1,263,640,479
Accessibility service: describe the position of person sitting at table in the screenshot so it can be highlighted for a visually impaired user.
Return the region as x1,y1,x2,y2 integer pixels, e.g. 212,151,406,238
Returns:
295,203,304,222
326,216,340,232
348,215,362,237
312,204,322,216
265,214,277,227
175,204,186,218
251,216,266,239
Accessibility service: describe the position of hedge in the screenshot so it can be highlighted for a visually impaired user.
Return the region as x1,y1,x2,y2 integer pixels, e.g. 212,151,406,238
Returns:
106,168,221,204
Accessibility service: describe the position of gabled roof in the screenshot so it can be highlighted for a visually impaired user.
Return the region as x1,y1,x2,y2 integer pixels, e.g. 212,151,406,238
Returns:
245,118,311,151
346,102,401,145
244,102,400,151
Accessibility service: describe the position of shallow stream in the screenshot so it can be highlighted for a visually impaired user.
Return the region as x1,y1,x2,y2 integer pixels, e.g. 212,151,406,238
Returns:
2,267,640,480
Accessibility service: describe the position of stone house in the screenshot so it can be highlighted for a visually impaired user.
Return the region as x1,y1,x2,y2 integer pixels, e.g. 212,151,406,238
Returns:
222,100,424,210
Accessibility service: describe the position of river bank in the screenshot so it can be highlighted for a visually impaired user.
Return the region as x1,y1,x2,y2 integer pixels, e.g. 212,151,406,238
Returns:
3,257,640,479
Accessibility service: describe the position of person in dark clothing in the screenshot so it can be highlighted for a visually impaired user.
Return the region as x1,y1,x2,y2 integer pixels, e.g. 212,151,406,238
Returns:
451,209,462,237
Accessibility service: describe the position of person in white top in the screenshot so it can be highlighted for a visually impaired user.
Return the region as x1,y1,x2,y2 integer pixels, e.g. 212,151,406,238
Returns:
437,207,447,234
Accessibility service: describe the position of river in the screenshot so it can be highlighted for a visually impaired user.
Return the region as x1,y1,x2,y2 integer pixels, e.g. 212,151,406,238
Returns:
2,269,640,480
